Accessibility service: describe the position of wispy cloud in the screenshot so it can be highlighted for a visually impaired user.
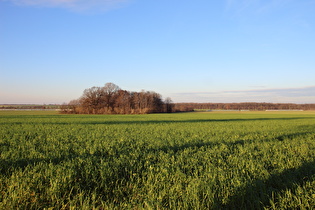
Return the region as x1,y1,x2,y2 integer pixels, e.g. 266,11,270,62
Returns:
172,86,315,103
6,0,130,12
225,0,289,16
225,0,259,14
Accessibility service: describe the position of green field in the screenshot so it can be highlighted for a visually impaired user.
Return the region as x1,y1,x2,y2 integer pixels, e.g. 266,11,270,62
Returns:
1,111,315,209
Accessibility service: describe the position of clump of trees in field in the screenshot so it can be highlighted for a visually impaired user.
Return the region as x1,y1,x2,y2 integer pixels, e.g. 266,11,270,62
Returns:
61,83,174,114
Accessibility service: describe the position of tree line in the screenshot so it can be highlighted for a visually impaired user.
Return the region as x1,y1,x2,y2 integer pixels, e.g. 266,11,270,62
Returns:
0,104,59,110
61,83,174,114
174,102,315,112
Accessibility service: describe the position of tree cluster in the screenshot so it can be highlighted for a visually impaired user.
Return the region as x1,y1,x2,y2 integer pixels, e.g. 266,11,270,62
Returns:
61,83,174,114
174,102,315,111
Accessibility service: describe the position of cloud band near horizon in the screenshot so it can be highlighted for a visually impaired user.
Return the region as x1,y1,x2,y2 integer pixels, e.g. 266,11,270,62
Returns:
172,86,315,104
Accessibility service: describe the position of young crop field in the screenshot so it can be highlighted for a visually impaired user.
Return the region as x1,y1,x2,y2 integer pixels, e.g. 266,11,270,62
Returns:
0,111,315,209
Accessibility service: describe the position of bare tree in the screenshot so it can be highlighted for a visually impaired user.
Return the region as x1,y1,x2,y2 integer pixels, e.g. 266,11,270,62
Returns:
164,97,174,113
115,90,132,114
80,86,105,114
101,83,120,113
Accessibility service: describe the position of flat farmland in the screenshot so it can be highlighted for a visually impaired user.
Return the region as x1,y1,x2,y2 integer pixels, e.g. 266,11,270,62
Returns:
1,111,315,209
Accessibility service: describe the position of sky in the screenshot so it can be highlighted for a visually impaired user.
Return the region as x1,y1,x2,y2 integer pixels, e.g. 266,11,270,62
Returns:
1,0,315,104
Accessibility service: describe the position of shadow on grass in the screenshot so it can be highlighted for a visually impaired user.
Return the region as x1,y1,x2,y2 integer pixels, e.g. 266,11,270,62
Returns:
78,116,315,125
2,130,314,175
223,160,315,209
0,151,139,205
152,131,315,154
1,116,314,126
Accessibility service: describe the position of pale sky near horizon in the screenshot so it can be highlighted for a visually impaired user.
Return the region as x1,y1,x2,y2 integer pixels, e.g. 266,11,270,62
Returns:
1,0,315,104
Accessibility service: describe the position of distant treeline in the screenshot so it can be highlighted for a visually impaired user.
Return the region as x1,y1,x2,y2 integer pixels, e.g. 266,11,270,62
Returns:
174,102,315,112
2,86,315,113
61,83,174,114
0,104,60,110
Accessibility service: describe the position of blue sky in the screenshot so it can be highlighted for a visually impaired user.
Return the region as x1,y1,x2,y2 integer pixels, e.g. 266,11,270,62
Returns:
1,0,314,104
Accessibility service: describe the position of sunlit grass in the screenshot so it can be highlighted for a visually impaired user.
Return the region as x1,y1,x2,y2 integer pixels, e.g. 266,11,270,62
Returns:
1,111,315,209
